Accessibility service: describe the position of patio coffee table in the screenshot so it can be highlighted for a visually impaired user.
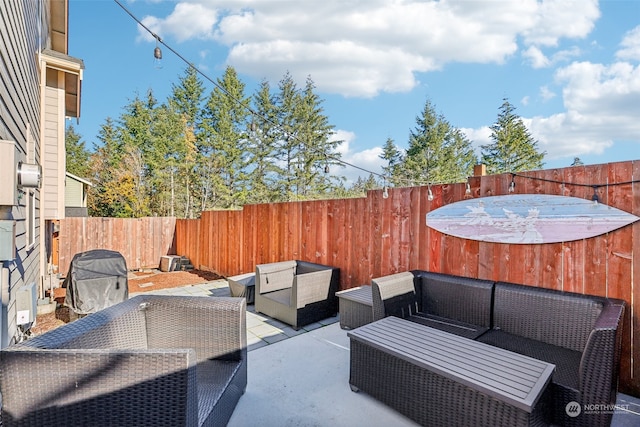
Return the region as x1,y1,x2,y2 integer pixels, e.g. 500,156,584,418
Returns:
227,272,256,304
336,285,373,329
348,316,555,426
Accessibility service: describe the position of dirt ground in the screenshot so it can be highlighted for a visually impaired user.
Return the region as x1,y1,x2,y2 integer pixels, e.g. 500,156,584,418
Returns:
30,269,223,336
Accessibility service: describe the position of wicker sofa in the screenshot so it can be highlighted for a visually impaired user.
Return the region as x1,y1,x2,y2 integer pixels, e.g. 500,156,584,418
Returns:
369,270,626,427
255,260,340,330
0,295,247,427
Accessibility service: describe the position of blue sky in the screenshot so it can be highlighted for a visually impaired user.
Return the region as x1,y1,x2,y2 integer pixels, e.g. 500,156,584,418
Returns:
69,0,640,183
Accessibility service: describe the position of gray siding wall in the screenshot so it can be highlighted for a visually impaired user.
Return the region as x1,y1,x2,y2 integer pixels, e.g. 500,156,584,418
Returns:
0,1,46,347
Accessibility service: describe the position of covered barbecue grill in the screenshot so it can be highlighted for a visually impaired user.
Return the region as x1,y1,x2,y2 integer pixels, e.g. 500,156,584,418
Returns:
63,249,129,315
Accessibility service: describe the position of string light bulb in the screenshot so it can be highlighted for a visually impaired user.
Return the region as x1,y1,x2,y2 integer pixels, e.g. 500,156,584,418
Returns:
591,186,600,205
508,175,516,193
427,186,434,201
465,181,471,195
153,37,163,69
382,186,389,199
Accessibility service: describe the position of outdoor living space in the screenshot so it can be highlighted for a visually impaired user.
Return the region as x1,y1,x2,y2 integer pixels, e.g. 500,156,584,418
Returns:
130,279,640,427
44,161,640,426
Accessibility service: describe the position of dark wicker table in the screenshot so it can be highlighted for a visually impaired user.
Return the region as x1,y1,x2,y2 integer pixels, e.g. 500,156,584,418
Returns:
336,285,373,329
348,316,555,426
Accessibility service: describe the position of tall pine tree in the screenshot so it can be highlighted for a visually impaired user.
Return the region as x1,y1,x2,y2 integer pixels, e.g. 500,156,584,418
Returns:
481,98,545,174
170,66,204,217
401,99,476,185
380,137,402,187
200,66,251,208
247,79,281,203
65,124,91,178
295,76,343,197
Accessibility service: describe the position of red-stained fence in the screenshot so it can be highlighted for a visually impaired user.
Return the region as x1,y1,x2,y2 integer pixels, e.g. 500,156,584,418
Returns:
175,161,640,396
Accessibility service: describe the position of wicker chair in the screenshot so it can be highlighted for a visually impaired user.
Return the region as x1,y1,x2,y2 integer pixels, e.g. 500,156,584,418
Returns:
0,295,247,427
255,260,340,330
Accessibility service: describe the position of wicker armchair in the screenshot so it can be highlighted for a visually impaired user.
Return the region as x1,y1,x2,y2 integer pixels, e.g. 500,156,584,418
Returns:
0,295,247,427
255,260,340,329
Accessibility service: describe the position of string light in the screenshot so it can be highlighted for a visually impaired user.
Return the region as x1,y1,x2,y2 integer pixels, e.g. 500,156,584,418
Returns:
427,186,434,201
153,37,163,69
465,180,471,195
591,186,600,205
382,186,389,199
508,174,515,193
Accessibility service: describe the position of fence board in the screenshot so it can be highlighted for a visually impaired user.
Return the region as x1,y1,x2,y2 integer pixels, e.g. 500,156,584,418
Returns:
58,217,176,274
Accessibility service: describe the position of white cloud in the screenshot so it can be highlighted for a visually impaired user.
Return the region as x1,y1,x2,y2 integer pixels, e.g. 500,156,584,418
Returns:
139,0,602,98
523,46,550,68
521,0,599,46
539,86,556,101
616,26,640,61
523,45,582,69
529,60,640,160
140,3,218,42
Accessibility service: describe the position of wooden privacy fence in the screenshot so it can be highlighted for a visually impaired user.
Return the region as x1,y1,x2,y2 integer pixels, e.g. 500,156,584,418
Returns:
57,217,177,275
175,160,640,396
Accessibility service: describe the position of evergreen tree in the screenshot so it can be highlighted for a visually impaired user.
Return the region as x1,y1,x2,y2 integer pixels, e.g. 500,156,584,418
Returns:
481,98,545,174
88,117,136,217
170,66,205,217
272,73,343,200
149,102,188,216
348,174,380,195
171,66,205,129
200,66,251,208
65,124,91,178
117,91,154,214
274,71,301,200
380,137,403,187
246,79,281,203
401,99,476,185
295,76,343,198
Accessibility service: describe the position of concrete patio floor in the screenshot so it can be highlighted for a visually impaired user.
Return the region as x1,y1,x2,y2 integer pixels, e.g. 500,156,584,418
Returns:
134,279,640,426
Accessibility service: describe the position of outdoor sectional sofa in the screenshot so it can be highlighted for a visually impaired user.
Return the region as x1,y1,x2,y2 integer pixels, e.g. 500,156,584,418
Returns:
356,270,626,427
0,295,247,427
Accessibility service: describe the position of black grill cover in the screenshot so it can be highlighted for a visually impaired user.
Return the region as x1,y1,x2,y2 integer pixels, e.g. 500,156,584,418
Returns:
63,249,128,314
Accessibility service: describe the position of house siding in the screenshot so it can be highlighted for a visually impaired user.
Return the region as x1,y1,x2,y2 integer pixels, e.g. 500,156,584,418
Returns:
0,1,47,347
65,177,83,207
43,81,64,219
